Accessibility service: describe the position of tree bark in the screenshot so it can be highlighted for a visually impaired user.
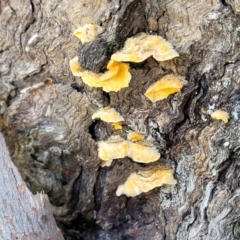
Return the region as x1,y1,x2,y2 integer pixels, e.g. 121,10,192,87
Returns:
0,132,64,240
1,0,240,239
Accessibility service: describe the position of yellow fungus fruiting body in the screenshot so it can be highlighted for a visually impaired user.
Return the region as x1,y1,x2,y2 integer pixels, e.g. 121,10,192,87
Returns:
98,136,128,162
69,56,83,77
211,110,229,123
92,107,124,123
128,141,160,163
79,71,100,87
116,168,177,197
108,62,131,91
127,132,145,141
74,24,103,43
145,74,186,103
96,59,131,92
101,160,113,167
98,136,160,166
112,123,123,130
111,32,179,63
69,57,132,92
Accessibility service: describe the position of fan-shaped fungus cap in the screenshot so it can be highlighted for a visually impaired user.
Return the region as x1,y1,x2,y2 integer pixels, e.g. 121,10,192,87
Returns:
69,56,83,77
128,141,160,163
211,110,229,123
92,107,124,123
94,59,131,92
145,74,186,103
127,132,145,142
98,136,128,163
69,58,131,92
116,167,177,197
111,32,179,63
74,23,103,43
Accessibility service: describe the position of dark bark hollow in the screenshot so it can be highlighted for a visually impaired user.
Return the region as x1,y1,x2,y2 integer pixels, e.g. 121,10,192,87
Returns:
1,0,240,239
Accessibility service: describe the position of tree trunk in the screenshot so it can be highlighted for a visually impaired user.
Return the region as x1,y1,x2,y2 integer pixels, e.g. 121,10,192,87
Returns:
1,0,240,239
0,133,64,240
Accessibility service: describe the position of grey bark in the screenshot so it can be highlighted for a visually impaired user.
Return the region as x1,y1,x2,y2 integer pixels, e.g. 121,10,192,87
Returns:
0,132,64,240
1,0,240,239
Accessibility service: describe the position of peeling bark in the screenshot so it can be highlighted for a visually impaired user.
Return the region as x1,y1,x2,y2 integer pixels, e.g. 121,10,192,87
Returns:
1,0,240,239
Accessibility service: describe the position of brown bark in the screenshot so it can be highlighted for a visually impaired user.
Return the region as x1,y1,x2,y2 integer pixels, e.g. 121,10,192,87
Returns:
1,0,240,239
0,132,64,240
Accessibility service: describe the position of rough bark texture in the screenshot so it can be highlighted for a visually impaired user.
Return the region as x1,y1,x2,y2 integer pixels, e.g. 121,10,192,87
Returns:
1,0,240,239
0,132,64,240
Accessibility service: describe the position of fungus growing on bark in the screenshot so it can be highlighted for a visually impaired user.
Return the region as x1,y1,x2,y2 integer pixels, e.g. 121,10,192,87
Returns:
98,136,160,166
127,132,145,142
81,60,131,92
111,32,179,63
74,23,103,43
116,167,177,197
69,58,131,92
145,74,186,103
211,110,229,123
100,160,113,167
69,56,82,76
98,136,128,165
112,123,123,130
128,141,160,163
92,107,124,123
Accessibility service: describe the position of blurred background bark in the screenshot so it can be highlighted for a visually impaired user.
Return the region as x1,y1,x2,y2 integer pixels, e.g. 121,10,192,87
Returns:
1,0,240,239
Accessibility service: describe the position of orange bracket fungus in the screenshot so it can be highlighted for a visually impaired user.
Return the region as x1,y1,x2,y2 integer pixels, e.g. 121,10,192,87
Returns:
116,167,177,197
127,141,160,163
92,107,124,123
127,132,145,142
98,136,160,166
111,32,179,63
69,57,131,92
98,136,128,167
211,110,229,124
74,23,103,43
112,123,123,130
145,74,187,103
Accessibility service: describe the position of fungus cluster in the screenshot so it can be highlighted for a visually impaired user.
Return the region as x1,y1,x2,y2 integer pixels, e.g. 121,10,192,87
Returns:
70,26,183,96
70,24,181,197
